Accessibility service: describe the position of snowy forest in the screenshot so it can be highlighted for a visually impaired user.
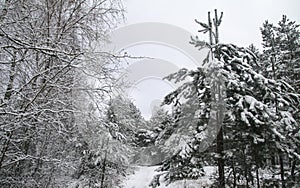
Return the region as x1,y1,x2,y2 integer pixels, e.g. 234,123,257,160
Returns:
0,1,299,188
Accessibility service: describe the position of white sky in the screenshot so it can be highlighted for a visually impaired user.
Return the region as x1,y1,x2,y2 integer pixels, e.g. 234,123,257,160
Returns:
119,0,300,120
123,0,300,50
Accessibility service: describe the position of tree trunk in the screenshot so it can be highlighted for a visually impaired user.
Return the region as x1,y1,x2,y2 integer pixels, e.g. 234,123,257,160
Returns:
4,52,17,101
212,9,225,188
290,157,296,182
256,167,260,188
279,153,285,188
100,138,109,188
100,151,107,188
232,160,236,188
0,131,13,171
217,127,225,188
242,147,249,187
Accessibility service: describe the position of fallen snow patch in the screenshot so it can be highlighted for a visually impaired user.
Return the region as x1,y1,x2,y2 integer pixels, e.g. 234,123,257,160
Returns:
121,166,216,188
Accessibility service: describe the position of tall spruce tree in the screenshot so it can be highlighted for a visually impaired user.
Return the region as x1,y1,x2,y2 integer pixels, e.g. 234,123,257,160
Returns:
260,15,300,187
153,10,300,187
261,15,300,91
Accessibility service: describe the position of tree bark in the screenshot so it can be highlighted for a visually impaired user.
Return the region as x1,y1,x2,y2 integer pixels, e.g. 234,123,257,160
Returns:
279,153,285,188
256,167,260,188
100,151,107,188
0,131,13,171
217,127,225,188
290,157,296,182
213,9,225,188
4,52,17,101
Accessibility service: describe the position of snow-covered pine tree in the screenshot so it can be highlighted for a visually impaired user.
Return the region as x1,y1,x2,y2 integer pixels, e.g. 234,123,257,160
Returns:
134,107,171,148
156,68,210,185
260,15,300,187
106,95,147,144
153,10,300,188
70,99,133,188
260,15,300,92
149,107,172,134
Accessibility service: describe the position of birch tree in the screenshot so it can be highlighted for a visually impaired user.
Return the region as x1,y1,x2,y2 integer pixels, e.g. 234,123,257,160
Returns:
0,0,124,187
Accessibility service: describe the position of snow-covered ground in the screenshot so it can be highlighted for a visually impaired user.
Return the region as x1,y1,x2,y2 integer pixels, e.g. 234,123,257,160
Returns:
121,166,215,188
121,166,165,188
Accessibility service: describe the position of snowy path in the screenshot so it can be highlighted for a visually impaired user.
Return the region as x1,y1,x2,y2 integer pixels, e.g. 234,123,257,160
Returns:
121,166,166,188
121,166,215,188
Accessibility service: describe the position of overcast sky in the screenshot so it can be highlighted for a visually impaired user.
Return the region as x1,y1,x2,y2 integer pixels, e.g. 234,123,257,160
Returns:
123,0,300,50
118,0,300,120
